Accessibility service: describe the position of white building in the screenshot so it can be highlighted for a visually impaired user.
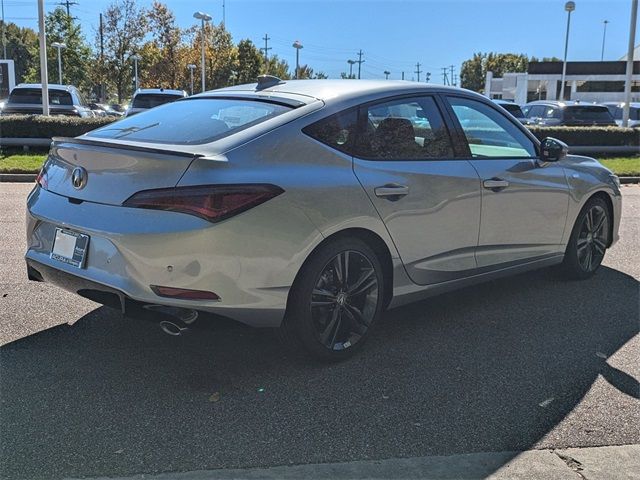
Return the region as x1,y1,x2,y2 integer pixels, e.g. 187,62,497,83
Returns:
485,59,640,104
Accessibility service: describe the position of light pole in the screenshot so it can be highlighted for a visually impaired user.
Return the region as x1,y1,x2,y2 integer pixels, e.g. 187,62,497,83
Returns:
347,59,355,79
383,70,390,80
130,54,141,91
622,0,638,127
187,64,196,95
37,0,49,115
193,11,212,92
601,20,609,61
559,1,575,101
51,41,66,84
293,40,303,79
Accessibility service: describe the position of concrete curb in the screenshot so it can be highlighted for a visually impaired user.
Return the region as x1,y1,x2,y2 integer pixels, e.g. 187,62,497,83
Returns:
68,445,640,480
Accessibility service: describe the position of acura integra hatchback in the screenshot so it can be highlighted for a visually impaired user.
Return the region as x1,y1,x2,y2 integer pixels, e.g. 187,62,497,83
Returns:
26,77,621,361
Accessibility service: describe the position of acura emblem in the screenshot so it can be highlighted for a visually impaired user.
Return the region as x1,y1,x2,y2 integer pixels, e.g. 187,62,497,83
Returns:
71,167,87,190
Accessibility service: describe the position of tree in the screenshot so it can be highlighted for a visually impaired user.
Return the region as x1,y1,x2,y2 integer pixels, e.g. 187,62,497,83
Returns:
235,39,263,84
460,52,529,93
30,7,92,92
263,55,291,80
0,22,38,84
144,1,182,88
100,0,148,102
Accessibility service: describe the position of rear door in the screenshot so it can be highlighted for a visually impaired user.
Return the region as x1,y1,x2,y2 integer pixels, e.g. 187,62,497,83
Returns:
352,95,481,285
444,95,569,268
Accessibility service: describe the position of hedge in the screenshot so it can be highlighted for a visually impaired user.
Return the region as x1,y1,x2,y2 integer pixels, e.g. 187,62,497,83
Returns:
526,126,639,147
0,114,115,139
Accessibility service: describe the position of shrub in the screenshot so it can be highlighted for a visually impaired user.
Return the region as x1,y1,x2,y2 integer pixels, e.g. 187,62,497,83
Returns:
526,126,639,147
0,114,115,139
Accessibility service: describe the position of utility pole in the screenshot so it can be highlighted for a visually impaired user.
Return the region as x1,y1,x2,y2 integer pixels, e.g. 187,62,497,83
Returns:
38,0,49,115
58,0,78,17
441,67,449,85
222,0,226,28
425,72,431,83
453,73,458,86
383,70,390,80
355,49,364,79
450,65,455,85
622,0,638,127
99,12,105,101
1,0,7,59
261,34,271,62
401,71,404,80
414,62,422,82
601,20,609,61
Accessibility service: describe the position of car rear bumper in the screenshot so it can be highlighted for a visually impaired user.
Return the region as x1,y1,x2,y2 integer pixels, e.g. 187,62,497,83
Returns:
24,186,313,328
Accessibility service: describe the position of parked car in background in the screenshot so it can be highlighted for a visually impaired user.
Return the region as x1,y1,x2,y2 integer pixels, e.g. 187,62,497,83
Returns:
0,84,94,117
26,78,621,361
602,102,640,128
125,88,187,117
522,101,616,127
492,99,528,123
88,102,124,117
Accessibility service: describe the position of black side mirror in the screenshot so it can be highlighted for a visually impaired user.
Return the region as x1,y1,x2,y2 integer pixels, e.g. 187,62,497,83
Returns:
540,137,568,162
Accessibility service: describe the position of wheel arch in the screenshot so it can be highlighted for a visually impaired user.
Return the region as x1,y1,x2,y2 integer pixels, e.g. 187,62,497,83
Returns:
287,227,395,311
585,190,615,247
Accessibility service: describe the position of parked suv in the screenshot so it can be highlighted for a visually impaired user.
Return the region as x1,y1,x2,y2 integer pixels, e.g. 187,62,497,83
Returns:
522,101,616,127
603,102,640,128
125,88,187,117
1,84,94,117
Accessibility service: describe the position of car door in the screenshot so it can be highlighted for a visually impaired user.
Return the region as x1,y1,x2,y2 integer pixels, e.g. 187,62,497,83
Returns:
352,95,482,285
444,95,570,268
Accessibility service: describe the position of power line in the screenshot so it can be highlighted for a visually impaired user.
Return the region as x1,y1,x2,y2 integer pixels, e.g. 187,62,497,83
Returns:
57,0,77,17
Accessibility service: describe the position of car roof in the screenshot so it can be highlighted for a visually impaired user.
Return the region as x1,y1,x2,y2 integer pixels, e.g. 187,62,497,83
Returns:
197,79,466,106
602,101,640,108
13,83,77,92
133,88,187,96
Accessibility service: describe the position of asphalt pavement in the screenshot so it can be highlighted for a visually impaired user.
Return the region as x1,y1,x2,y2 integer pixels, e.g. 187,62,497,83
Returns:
1,183,638,480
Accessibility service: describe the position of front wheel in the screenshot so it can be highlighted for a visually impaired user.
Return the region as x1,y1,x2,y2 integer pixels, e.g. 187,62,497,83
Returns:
278,237,384,361
562,197,610,279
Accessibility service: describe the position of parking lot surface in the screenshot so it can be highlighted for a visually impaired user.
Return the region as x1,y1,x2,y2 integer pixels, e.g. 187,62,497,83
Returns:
1,183,638,480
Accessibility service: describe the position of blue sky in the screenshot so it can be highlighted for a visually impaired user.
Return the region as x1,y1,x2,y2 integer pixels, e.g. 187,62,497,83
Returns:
4,0,638,80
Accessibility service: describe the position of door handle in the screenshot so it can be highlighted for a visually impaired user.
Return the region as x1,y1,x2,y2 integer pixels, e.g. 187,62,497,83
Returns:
483,178,510,191
374,184,409,199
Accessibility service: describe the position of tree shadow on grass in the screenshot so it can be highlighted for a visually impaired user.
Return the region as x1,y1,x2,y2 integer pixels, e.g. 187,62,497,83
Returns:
1,266,638,479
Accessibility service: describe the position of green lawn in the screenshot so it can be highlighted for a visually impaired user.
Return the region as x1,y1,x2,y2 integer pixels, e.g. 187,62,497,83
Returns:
1,151,639,176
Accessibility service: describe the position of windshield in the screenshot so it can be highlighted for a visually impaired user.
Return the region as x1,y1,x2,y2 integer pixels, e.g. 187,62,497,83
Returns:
131,93,184,109
563,106,613,122
89,98,293,145
8,88,73,105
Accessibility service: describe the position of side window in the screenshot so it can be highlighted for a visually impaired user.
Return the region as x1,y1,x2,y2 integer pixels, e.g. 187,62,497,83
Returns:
302,108,358,155
447,96,537,159
357,96,454,160
527,105,545,118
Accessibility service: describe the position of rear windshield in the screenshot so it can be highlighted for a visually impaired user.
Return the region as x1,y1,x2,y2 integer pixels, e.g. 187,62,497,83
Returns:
563,106,613,122
131,93,184,109
609,106,639,120
500,103,524,118
88,98,293,145
8,88,73,105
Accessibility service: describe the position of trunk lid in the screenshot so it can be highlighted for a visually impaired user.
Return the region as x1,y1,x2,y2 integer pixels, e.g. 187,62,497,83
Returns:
42,138,199,206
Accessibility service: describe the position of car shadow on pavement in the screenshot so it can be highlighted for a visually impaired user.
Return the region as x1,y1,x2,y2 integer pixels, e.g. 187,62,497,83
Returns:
1,266,638,480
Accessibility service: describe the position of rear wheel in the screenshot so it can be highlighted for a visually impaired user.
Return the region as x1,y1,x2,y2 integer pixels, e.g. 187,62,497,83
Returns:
562,197,610,279
279,237,384,361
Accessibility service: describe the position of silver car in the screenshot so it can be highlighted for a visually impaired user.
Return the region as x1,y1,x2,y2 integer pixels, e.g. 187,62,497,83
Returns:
26,77,621,361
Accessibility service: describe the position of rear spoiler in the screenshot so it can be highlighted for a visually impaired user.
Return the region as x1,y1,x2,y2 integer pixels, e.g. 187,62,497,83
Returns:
51,136,199,159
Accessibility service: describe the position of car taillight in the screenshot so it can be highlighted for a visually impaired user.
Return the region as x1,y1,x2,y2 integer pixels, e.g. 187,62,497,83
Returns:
122,184,284,223
36,166,47,189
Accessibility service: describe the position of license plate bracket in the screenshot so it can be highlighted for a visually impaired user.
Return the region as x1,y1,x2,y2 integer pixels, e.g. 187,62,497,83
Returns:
50,228,90,268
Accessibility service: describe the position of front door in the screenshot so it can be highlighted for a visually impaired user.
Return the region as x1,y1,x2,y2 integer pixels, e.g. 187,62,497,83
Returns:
445,95,570,268
352,95,481,285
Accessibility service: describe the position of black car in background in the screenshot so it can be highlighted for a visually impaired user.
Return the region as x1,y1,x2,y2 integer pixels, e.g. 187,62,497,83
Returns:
522,101,616,127
0,84,94,117
492,99,527,121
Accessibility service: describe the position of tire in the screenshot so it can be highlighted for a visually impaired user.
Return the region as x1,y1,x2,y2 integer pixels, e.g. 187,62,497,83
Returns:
278,237,385,362
562,196,611,280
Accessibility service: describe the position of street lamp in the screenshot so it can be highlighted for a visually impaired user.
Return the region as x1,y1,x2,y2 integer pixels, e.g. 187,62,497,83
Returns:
51,41,66,84
383,70,390,80
292,40,303,79
187,64,196,95
347,59,355,79
193,11,212,92
601,20,609,61
559,1,575,101
130,54,141,91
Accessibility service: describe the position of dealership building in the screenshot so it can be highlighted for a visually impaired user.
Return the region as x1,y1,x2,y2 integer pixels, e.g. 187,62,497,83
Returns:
485,54,640,104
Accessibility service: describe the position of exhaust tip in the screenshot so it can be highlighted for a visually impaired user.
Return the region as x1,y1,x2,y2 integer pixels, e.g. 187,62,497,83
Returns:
159,320,186,336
